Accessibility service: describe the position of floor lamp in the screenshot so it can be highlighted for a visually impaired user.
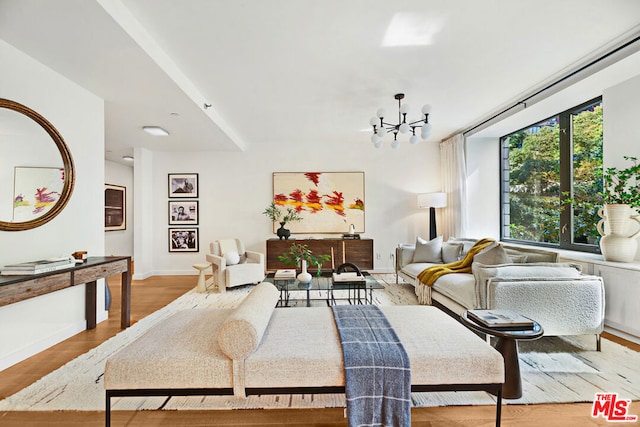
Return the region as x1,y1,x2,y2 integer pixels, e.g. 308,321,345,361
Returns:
417,192,447,240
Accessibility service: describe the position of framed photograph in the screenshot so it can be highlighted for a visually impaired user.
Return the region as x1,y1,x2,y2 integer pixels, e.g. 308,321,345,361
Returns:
168,200,198,225
168,173,198,198
272,172,365,234
105,184,126,231
168,228,199,252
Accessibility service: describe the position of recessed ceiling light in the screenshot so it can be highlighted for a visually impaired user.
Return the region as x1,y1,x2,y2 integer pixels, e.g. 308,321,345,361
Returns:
122,155,134,161
142,126,169,136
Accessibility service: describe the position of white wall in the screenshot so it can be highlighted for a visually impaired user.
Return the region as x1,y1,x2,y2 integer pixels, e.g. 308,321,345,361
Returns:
603,73,640,259
105,160,134,257
132,138,442,278
0,40,105,371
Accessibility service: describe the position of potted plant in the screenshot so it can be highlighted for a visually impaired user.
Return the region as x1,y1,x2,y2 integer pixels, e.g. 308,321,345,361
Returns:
262,202,303,240
596,156,640,262
278,243,331,281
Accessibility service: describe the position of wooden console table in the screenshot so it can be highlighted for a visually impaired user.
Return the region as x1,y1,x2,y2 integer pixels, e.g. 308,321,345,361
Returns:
0,256,132,329
266,238,373,272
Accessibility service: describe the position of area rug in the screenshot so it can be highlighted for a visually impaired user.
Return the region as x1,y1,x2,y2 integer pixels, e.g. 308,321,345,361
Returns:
0,274,639,412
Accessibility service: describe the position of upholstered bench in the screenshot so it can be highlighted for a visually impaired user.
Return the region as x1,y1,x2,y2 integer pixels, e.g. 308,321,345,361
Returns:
105,283,505,426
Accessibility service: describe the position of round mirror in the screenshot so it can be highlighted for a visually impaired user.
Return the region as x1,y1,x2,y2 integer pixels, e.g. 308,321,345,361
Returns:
0,98,75,231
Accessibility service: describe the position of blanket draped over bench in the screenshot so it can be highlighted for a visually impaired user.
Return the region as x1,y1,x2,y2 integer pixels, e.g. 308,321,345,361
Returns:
416,238,495,304
332,305,411,427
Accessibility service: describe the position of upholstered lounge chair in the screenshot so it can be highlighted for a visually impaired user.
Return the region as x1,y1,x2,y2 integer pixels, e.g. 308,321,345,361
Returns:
206,238,264,292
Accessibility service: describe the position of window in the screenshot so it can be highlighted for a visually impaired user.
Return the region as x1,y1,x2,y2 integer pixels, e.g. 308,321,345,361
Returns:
500,97,603,252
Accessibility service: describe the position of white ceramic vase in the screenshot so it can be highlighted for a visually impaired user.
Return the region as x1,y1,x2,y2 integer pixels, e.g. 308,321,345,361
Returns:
297,259,312,283
596,204,640,262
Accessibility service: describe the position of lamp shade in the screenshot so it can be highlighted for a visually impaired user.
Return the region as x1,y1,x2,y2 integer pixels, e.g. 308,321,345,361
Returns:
417,192,447,209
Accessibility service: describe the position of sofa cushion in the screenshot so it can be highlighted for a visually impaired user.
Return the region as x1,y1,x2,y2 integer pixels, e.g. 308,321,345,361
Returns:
431,272,476,309
401,262,441,279
473,242,511,265
442,242,464,263
447,237,479,256
413,236,443,263
503,246,558,263
471,262,582,308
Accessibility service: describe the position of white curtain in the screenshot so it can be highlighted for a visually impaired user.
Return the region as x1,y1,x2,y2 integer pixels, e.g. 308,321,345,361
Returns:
439,133,467,240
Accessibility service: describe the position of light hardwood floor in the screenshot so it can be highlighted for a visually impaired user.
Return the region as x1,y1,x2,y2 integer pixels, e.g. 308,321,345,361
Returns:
0,274,637,426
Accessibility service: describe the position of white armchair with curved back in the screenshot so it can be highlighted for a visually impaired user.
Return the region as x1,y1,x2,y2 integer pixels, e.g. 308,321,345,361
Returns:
206,238,264,292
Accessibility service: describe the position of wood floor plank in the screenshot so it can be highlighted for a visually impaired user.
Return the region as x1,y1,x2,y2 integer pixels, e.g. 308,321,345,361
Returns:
0,273,638,426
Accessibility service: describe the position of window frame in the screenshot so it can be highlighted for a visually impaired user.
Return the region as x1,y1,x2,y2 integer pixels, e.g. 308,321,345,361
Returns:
500,96,603,253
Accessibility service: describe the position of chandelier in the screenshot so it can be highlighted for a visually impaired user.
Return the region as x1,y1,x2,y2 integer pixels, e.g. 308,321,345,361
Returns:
369,93,432,148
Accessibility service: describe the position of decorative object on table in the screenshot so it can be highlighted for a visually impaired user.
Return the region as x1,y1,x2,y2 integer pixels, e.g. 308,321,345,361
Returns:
333,262,365,284
343,223,360,239
262,201,302,239
168,228,199,252
272,172,365,234
278,243,330,277
104,184,126,231
297,260,312,283
72,251,88,262
596,156,640,262
168,200,199,225
369,93,432,149
417,192,447,240
168,173,198,198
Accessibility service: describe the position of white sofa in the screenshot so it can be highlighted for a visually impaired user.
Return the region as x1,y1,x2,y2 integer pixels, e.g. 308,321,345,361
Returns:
396,237,605,349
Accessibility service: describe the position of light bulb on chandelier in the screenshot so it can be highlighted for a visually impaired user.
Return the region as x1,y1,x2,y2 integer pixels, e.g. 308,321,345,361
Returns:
370,93,432,149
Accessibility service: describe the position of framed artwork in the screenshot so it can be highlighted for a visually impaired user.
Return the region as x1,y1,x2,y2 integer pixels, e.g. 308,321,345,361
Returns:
168,200,198,225
12,166,65,222
168,228,199,252
272,171,365,234
105,184,126,231
168,173,198,198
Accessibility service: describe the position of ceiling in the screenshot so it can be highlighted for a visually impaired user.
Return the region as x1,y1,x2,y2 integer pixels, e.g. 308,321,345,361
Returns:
1,0,640,164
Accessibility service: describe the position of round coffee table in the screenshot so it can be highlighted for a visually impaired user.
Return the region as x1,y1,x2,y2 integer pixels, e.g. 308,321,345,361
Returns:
460,310,544,399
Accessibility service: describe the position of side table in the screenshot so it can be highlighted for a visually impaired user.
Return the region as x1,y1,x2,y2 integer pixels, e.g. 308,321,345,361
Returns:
460,310,543,399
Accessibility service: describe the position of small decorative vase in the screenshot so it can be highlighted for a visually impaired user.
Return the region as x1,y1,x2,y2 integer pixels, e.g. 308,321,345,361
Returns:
297,260,312,283
596,204,640,262
276,222,290,240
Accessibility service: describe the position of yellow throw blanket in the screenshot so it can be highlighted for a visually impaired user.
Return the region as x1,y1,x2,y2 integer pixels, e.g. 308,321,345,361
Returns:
417,238,496,288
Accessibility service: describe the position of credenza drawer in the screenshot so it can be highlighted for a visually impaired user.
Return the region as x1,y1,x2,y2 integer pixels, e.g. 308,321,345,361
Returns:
0,272,72,307
73,259,128,285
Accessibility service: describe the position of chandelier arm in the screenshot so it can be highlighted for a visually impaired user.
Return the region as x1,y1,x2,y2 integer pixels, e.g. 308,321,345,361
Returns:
407,118,427,126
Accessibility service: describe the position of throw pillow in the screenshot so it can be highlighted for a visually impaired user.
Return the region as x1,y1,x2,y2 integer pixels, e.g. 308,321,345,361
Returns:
442,242,464,263
473,241,511,265
224,251,240,265
412,236,443,263
508,254,528,263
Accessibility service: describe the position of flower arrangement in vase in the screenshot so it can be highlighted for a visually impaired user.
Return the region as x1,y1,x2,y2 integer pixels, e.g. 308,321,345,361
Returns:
278,243,331,282
262,202,303,240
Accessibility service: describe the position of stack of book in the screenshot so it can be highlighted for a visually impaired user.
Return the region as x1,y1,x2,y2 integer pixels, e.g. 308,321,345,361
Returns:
1,257,77,276
274,269,296,279
467,309,535,330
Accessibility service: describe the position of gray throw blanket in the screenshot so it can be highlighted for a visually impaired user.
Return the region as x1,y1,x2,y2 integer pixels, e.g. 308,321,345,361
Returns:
331,305,411,427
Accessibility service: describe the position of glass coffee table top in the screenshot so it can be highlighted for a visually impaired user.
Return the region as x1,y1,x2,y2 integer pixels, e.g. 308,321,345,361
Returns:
263,271,383,307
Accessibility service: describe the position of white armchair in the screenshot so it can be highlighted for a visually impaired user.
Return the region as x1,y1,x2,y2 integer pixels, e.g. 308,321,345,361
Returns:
206,238,264,292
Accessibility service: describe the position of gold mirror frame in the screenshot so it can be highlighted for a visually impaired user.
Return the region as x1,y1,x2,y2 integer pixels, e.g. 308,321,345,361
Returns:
0,98,75,231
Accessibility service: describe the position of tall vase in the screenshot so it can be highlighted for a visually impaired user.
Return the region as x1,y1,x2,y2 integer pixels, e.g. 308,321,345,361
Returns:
297,259,312,283
596,204,640,262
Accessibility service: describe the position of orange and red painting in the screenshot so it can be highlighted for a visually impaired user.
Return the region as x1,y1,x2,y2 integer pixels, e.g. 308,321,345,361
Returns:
272,172,365,234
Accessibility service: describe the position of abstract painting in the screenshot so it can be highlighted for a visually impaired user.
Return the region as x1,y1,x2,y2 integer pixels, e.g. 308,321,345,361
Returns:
272,172,365,234
13,166,65,222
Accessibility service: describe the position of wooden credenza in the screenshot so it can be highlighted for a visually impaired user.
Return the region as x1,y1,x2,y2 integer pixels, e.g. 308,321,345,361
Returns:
266,238,373,272
0,256,131,329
